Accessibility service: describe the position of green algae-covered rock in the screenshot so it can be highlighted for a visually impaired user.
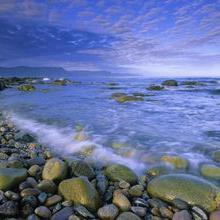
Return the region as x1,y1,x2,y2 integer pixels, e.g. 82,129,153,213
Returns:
18,84,36,91
0,168,27,190
200,164,220,179
42,158,67,182
212,150,220,162
147,174,220,212
161,155,188,169
105,164,137,184
52,79,67,86
114,95,144,103
162,80,178,86
146,165,169,177
58,177,100,211
147,85,164,91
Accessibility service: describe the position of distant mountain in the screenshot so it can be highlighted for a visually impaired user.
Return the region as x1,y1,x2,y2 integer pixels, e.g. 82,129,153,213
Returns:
0,66,67,75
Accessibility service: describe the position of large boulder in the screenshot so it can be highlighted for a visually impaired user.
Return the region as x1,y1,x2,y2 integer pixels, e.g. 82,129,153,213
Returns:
58,177,100,211
200,164,220,179
105,164,137,185
147,174,220,212
42,158,67,182
0,168,27,190
162,80,178,86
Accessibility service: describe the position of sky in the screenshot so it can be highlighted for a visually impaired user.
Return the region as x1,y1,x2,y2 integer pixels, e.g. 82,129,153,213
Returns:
0,0,219,76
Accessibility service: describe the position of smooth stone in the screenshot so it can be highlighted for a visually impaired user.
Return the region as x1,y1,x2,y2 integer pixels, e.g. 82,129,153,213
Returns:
98,204,119,220
45,195,62,206
97,174,109,195
119,180,130,189
212,150,220,162
28,165,41,177
210,210,220,220
27,214,40,220
173,210,192,220
68,215,80,220
131,206,147,217
161,155,188,169
159,206,173,219
58,177,100,211
0,201,18,217
0,168,27,190
171,198,189,210
35,206,51,218
37,180,57,193
5,191,19,201
113,190,131,212
18,84,36,91
74,204,95,218
147,174,220,212
38,192,48,204
192,206,208,220
129,185,143,197
105,164,137,184
70,160,95,180
116,212,141,220
20,188,40,197
42,158,67,182
148,198,168,208
200,164,220,179
51,207,74,220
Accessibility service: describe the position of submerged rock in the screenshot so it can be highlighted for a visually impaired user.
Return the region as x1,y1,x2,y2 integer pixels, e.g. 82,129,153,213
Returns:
182,81,204,86
162,80,178,86
200,164,220,179
113,94,144,103
161,155,188,169
18,84,36,91
0,80,7,91
105,164,137,184
58,177,100,211
147,174,220,212
147,84,164,91
52,79,69,86
0,168,27,190
42,158,67,182
212,150,220,162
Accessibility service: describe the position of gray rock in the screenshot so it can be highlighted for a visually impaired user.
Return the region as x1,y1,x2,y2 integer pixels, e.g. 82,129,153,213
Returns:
35,206,51,218
98,204,119,220
0,201,18,217
74,205,95,218
131,206,147,217
51,207,74,220
116,212,141,220
173,210,192,220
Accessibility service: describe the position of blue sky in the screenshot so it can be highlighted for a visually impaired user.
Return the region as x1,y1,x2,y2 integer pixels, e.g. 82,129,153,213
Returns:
0,0,219,76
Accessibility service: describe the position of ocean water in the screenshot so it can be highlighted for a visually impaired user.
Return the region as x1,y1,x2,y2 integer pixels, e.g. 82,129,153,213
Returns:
1,72,220,174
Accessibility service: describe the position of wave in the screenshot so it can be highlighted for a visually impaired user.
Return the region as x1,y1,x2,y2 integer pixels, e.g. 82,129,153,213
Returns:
6,112,146,174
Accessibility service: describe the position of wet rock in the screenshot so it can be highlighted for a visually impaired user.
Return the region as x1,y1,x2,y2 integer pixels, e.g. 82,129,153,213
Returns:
161,155,188,169
97,174,109,195
105,164,137,184
129,184,143,197
74,205,95,218
171,198,189,210
70,160,95,180
27,214,40,220
5,191,19,200
113,190,131,211
147,174,220,212
37,179,57,193
51,207,74,220
147,85,164,91
45,195,62,207
98,204,119,220
200,164,220,179
0,201,18,217
0,168,27,190
52,79,68,86
68,214,80,220
35,206,51,218
182,81,203,86
173,210,192,220
147,165,169,177
27,157,45,166
38,192,47,204
114,95,144,103
133,198,148,207
28,165,41,177
210,210,220,220
116,212,141,220
119,180,130,189
20,188,40,197
192,206,208,220
42,158,67,182
212,150,220,162
148,198,167,208
58,177,100,211
159,206,173,219
18,84,36,91
162,80,178,86
131,206,147,217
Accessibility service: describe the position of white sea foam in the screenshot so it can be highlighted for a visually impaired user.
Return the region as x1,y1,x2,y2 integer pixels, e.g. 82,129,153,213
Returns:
7,112,145,174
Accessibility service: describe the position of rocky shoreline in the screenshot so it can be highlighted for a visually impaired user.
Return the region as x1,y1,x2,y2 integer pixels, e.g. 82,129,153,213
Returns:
0,113,219,220
1,77,220,219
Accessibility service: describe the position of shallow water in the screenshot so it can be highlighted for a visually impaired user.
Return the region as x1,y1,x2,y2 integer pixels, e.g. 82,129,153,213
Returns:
1,72,220,174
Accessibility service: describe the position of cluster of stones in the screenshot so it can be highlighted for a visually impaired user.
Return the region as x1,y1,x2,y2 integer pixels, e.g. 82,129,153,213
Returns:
0,113,220,219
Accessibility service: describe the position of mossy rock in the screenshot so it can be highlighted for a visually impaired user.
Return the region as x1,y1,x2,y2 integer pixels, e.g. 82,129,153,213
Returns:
18,84,36,91
114,95,144,103
161,155,188,169
182,81,204,86
105,164,137,184
147,85,164,91
212,150,220,162
42,158,67,182
74,131,89,141
0,168,27,190
146,165,169,177
111,93,127,99
58,177,100,211
200,164,220,179
162,80,178,86
147,174,220,212
52,79,68,86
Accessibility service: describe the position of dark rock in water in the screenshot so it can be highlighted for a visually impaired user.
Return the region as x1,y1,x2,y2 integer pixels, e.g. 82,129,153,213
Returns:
74,205,95,218
51,207,74,220
52,79,70,86
212,150,220,162
162,80,178,86
0,201,18,217
37,180,57,194
20,134,35,143
96,174,109,196
0,79,7,91
112,94,144,103
70,160,95,180
182,81,204,86
18,84,36,91
147,84,164,91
